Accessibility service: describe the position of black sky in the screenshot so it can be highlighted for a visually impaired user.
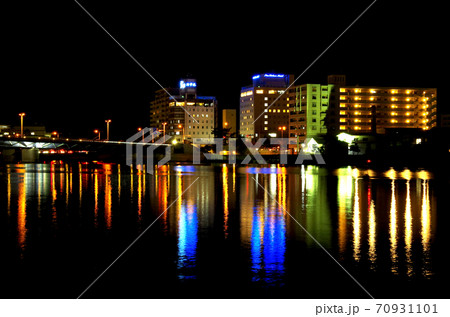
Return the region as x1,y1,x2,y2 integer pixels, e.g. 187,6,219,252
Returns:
3,1,447,139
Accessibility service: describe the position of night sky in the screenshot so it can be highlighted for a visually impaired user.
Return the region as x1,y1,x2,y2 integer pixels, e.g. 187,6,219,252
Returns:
4,1,447,139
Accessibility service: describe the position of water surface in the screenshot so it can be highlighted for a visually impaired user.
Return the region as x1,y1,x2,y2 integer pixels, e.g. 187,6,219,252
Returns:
0,163,448,298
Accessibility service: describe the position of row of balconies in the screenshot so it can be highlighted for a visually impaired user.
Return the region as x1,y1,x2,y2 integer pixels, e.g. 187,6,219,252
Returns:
340,89,434,96
341,99,430,104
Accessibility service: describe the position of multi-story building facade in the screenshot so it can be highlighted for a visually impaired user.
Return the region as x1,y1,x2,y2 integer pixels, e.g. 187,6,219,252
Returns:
337,87,437,133
184,97,216,142
239,74,293,138
150,79,217,143
288,84,334,144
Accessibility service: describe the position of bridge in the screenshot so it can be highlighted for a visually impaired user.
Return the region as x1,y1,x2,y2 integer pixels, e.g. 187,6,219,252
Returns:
0,136,171,163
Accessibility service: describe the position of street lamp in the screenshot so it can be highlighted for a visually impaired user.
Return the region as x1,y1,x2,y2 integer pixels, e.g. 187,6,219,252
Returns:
105,119,111,141
178,124,184,143
94,129,101,140
278,126,286,138
137,127,144,142
162,122,167,139
19,113,25,138
52,131,59,139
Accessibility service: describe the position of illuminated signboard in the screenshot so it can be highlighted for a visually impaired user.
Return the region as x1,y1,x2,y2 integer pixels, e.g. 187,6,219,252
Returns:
264,74,285,78
180,80,197,89
252,75,260,80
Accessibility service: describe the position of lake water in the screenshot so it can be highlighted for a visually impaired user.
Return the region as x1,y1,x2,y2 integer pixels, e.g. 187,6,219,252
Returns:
0,163,448,298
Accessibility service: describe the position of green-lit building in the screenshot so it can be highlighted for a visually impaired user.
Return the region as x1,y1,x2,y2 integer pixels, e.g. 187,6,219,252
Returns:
288,84,336,150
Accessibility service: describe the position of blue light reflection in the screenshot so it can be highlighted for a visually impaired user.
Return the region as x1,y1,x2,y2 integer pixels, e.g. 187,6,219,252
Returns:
177,201,198,280
250,205,286,285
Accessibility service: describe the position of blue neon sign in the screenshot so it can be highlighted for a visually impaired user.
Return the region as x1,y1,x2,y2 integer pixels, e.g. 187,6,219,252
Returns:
264,74,285,78
180,81,197,89
252,75,260,80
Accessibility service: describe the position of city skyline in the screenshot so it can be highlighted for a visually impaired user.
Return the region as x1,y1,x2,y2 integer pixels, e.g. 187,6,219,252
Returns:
3,1,447,140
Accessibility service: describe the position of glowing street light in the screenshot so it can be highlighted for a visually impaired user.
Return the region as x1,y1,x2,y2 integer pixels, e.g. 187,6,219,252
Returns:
162,122,167,139
19,113,25,138
278,126,286,138
137,127,144,142
94,129,101,140
178,124,184,142
105,119,111,141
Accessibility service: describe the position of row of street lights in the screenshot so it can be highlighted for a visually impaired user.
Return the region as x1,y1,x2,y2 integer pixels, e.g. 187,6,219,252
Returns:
16,112,112,141
94,120,112,141
15,113,284,141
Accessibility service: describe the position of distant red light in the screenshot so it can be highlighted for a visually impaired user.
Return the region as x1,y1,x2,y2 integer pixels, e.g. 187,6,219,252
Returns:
367,159,371,163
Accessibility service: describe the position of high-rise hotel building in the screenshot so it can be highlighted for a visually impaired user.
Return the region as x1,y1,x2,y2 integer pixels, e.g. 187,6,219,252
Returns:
337,87,437,133
150,79,217,143
239,74,293,138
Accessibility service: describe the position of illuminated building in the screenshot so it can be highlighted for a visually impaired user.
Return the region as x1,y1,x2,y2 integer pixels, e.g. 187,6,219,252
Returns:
239,74,294,138
288,84,335,147
222,109,237,136
337,86,437,133
150,79,217,142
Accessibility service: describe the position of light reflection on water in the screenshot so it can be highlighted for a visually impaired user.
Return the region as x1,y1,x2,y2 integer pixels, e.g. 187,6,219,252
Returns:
1,163,438,291
246,173,287,285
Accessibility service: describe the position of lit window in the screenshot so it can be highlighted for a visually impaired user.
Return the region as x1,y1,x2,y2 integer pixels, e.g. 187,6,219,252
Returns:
370,89,376,94
264,121,268,124
340,126,346,130
340,118,346,122
340,88,346,93
268,90,275,94
256,90,264,94
340,103,346,108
